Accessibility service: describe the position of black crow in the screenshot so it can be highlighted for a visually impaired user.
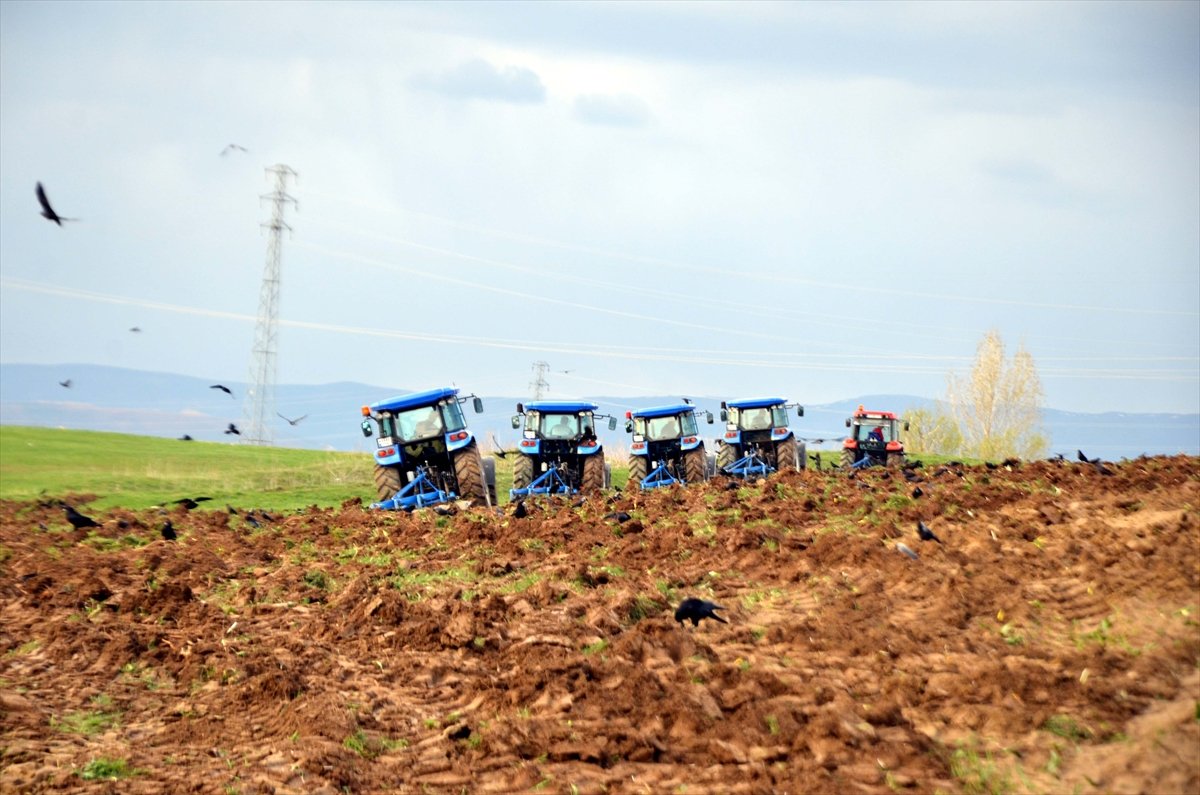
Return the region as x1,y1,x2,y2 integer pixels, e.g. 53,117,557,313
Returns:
36,182,78,225
211,384,234,397
160,521,177,541
59,379,72,388
911,486,923,499
1077,450,1091,463
179,434,194,441
603,511,632,523
513,499,528,519
63,505,100,530
129,327,141,333
1050,452,1065,462
173,496,213,510
276,411,308,426
674,597,727,627
917,520,942,544
1091,459,1114,477
224,423,241,436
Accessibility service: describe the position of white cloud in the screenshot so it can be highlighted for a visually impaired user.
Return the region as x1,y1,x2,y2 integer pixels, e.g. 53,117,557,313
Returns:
410,57,546,103
573,93,651,128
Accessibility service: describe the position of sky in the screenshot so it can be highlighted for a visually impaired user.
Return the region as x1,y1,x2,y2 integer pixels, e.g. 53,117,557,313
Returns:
1,0,1197,415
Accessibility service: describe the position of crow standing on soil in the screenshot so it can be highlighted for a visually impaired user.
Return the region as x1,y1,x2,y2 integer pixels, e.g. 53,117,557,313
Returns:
1077,450,1114,476
63,505,100,530
674,598,727,627
603,511,632,523
917,520,943,544
36,182,78,226
911,486,923,499
160,521,177,541
512,499,528,519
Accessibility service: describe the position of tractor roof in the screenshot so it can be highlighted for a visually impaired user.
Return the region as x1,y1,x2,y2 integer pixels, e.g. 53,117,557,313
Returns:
631,404,693,419
370,387,459,413
524,400,599,414
725,397,786,410
852,405,898,420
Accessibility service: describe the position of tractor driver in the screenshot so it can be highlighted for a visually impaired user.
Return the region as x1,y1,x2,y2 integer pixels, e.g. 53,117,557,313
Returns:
549,415,575,439
867,425,885,443
414,411,444,438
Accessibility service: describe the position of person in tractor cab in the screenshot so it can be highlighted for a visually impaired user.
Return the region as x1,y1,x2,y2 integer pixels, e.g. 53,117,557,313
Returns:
549,415,575,439
868,425,884,443
415,411,444,438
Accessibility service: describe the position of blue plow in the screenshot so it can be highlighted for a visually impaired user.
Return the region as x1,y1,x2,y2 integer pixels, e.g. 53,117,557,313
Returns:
510,463,574,499
372,467,456,511
640,459,681,490
723,450,774,479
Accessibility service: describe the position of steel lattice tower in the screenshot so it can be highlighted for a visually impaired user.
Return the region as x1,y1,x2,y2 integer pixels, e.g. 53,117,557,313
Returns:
243,164,297,446
529,361,550,399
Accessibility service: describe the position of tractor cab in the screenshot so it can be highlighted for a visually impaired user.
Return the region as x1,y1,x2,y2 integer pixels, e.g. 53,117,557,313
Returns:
842,405,908,468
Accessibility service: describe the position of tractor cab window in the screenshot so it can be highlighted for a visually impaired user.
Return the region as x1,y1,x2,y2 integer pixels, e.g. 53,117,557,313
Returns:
379,414,397,438
741,407,772,431
397,406,444,441
646,415,681,441
442,401,467,433
579,414,597,441
680,413,699,436
858,422,890,442
771,406,788,428
542,414,579,440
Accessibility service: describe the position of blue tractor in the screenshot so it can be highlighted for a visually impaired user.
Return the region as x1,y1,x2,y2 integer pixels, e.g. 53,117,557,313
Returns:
716,397,806,478
359,387,496,510
625,404,715,489
509,401,617,497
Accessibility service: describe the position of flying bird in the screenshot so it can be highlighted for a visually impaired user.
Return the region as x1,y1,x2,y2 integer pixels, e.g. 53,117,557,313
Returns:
917,520,942,544
129,327,141,333
58,379,72,388
674,598,727,627
896,542,919,560
160,521,177,542
276,412,308,426
63,505,100,530
224,423,241,436
173,496,213,510
35,182,78,226
220,143,249,156
682,397,693,405
1077,450,1091,463
210,384,234,397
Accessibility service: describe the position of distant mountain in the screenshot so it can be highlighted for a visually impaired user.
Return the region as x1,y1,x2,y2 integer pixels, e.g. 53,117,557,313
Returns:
1,364,1196,461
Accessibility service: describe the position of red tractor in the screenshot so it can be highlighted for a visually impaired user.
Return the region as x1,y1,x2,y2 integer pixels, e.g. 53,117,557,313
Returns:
842,405,908,468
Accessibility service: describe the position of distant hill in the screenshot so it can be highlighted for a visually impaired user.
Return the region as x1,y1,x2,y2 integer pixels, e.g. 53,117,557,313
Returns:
1,363,1196,461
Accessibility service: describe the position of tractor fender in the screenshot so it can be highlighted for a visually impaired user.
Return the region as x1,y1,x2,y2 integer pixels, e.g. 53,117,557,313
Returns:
446,431,476,453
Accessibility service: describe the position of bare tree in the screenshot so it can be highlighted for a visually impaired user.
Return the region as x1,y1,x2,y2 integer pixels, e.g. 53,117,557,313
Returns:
946,330,1048,460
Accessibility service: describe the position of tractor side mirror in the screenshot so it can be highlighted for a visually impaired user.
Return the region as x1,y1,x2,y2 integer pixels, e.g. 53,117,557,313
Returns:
904,421,910,432
472,397,484,413
511,415,521,429
796,406,804,417
705,411,714,424
607,416,617,431
720,401,728,409
360,420,373,438
845,418,851,428
624,420,633,433
516,402,524,413
720,409,728,422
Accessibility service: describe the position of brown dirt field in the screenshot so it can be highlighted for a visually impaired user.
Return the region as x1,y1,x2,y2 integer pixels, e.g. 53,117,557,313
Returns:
2,456,1198,794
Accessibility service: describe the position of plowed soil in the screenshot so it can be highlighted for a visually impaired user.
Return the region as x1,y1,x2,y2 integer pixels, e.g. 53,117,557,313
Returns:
2,457,1198,794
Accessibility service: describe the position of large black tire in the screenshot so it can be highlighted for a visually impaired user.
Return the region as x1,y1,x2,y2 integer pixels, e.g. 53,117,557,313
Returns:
841,448,856,469
452,442,488,505
776,437,798,472
796,440,808,470
581,453,605,492
628,455,648,489
716,442,737,472
684,446,707,484
374,464,402,502
511,454,534,493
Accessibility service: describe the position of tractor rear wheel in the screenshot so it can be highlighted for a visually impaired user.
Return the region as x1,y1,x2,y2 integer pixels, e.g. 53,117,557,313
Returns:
511,454,534,493
627,455,648,489
374,464,402,502
775,437,798,472
452,442,488,505
716,442,736,472
684,446,707,483
581,453,605,492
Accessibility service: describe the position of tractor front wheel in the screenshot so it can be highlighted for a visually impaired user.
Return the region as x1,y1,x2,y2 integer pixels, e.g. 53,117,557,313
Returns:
452,442,488,505
776,437,798,472
627,455,648,489
581,453,605,492
511,454,534,493
684,446,707,483
841,449,857,469
374,464,402,502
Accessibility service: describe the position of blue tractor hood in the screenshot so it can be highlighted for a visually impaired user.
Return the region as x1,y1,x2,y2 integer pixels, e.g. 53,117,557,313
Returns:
370,387,459,413
725,397,786,410
632,404,694,419
525,400,599,413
